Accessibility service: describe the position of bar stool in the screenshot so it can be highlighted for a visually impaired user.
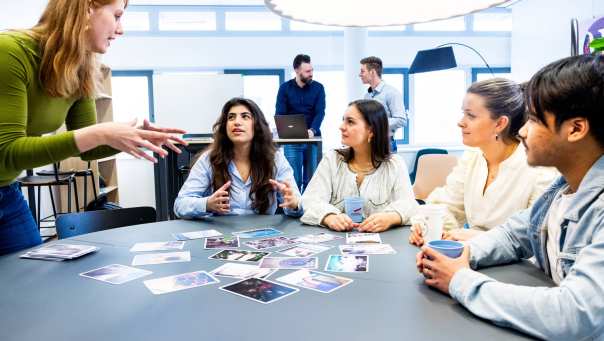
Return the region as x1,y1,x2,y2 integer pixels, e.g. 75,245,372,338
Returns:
36,161,97,208
17,163,80,228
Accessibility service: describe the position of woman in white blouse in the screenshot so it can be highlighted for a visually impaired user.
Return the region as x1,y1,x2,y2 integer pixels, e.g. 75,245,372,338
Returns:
300,99,418,232
409,78,557,246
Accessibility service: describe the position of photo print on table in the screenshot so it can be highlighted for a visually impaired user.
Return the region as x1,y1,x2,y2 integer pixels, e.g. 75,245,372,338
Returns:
204,236,240,249
80,264,152,284
219,277,299,304
259,257,318,269
232,227,282,239
172,229,222,241
244,236,297,250
325,255,369,272
208,249,270,263
144,271,219,295
276,269,353,293
345,232,382,244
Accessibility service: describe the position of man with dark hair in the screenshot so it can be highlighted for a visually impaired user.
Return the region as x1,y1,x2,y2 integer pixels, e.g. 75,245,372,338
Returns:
276,54,326,191
360,56,407,152
415,54,604,339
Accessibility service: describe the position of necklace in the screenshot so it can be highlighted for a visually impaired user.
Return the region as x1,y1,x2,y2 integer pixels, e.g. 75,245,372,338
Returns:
350,162,375,175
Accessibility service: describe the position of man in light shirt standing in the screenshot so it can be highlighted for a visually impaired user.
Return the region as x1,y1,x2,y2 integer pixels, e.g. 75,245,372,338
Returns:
359,56,407,152
415,54,604,339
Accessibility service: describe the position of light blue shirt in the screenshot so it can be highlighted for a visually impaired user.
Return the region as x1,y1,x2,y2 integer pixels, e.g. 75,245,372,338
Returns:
449,155,604,340
174,150,302,218
364,81,407,135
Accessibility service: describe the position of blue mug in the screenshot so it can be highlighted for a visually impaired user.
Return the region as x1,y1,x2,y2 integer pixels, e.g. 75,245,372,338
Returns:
426,240,464,258
344,197,364,223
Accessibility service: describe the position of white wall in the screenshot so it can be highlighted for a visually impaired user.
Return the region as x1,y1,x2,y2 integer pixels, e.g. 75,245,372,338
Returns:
0,0,46,30
511,0,604,82
103,35,510,71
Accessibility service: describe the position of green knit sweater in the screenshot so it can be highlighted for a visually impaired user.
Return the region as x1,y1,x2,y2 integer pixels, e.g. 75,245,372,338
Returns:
0,31,117,186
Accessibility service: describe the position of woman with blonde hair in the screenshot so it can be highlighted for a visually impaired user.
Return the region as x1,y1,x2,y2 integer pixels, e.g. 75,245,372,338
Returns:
0,0,186,255
409,78,557,246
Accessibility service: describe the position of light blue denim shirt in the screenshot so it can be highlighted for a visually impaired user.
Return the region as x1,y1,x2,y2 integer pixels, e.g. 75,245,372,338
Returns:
449,155,604,340
364,81,407,135
174,150,302,218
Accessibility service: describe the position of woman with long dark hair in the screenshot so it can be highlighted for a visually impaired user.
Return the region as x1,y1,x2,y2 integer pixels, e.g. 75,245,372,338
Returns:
300,99,417,232
174,98,301,218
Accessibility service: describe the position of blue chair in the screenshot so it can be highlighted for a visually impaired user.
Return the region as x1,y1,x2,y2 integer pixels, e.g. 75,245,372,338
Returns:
409,148,448,184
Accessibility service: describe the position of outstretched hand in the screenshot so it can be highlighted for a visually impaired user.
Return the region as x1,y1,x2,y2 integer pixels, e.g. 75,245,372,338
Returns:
207,181,231,214
269,179,299,210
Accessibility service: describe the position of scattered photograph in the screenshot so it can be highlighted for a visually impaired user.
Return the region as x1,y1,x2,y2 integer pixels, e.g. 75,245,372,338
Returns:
259,257,318,269
210,262,276,279
204,236,240,249
339,244,396,255
325,255,369,272
244,236,297,250
129,241,185,252
292,232,343,244
278,243,331,257
131,251,191,266
346,232,382,244
233,227,282,239
80,264,152,284
208,249,270,263
172,229,222,241
144,271,219,295
20,243,99,261
276,269,353,293
220,277,299,304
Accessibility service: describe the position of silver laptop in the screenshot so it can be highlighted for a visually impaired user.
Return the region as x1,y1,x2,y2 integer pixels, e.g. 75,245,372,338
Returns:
274,114,309,139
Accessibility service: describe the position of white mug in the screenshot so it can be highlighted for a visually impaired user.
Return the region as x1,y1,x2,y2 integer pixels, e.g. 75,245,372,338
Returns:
413,204,447,242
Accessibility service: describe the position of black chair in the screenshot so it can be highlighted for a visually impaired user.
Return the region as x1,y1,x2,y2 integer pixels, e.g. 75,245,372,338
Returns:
36,161,98,208
17,163,80,229
409,148,448,184
55,206,157,239
177,133,213,189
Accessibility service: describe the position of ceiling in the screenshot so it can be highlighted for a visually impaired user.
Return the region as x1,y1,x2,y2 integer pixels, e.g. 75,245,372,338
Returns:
129,0,265,5
129,0,518,6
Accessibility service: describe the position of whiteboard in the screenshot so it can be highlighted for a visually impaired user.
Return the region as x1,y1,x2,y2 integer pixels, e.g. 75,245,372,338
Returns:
153,73,243,134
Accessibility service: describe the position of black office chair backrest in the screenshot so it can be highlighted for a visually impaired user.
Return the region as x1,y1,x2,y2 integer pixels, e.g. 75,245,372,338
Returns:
410,148,448,184
56,206,157,239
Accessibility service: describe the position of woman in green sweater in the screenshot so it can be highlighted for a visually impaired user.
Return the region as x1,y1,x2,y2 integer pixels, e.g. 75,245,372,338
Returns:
0,0,186,255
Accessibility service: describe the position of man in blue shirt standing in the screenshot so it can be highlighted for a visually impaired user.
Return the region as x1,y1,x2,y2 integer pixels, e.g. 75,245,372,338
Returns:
276,54,326,191
360,56,407,152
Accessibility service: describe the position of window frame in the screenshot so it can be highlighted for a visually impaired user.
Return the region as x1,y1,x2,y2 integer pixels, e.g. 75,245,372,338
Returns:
383,68,410,145
471,67,512,83
111,70,155,122
223,68,285,85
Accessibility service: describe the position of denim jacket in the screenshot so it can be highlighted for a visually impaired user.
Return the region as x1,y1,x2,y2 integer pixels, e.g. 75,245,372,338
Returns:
449,155,604,340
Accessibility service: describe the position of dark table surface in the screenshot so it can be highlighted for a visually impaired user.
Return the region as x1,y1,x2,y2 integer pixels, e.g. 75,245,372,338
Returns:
1,215,551,341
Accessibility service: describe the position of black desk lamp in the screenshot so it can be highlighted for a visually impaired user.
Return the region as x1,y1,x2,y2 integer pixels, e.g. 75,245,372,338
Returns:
409,43,494,76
